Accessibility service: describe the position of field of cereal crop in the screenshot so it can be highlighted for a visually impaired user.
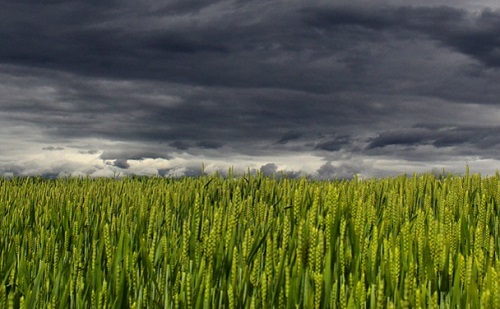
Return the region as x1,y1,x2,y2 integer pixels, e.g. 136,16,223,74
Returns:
1,167,500,308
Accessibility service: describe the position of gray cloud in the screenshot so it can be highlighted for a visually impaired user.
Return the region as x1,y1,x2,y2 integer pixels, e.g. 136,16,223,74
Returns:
316,161,337,180
260,163,278,176
259,163,304,179
158,166,203,178
113,159,130,169
367,129,434,149
315,135,351,152
316,161,362,180
170,141,190,150
197,141,223,149
99,149,171,161
276,132,303,145
42,146,65,151
2,1,500,178
367,125,500,151
303,5,500,67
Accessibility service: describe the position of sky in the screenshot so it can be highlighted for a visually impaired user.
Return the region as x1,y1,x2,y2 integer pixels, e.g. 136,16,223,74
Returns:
2,0,500,179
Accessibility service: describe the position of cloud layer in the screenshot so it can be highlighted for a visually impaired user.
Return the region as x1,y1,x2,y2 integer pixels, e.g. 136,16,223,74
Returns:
2,0,500,178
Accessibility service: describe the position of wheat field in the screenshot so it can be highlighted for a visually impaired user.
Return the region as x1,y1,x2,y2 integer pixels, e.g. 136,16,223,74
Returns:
1,167,499,308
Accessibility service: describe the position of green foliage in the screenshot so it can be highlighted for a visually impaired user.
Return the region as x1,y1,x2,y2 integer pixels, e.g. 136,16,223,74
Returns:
1,171,500,308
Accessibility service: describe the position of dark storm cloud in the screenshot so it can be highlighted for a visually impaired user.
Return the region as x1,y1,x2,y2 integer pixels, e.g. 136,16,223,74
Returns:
434,9,500,67
367,129,434,149
276,132,303,145
99,149,171,161
197,141,223,149
2,1,500,96
146,30,230,54
5,0,487,92
367,125,500,150
303,5,500,68
443,126,500,150
153,1,215,15
2,0,500,178
170,141,190,151
315,135,351,152
5,70,360,153
1,0,291,88
2,1,500,107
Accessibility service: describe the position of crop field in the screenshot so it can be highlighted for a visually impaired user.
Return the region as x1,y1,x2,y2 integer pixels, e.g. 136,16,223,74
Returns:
1,168,500,308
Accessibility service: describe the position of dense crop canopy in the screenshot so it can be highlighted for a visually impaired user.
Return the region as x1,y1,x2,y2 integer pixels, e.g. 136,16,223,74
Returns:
1,169,500,308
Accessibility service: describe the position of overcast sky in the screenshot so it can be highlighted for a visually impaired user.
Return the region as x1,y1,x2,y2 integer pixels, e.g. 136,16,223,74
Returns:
2,0,500,179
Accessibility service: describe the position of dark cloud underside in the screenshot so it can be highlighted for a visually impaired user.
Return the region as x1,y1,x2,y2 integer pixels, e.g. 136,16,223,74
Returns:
1,0,500,178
